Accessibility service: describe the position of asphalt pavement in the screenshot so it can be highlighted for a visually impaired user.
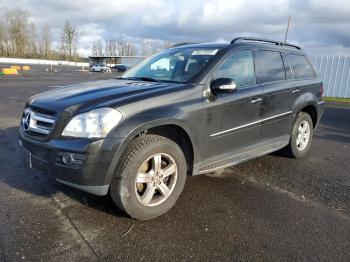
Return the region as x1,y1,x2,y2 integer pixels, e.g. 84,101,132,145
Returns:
0,66,349,261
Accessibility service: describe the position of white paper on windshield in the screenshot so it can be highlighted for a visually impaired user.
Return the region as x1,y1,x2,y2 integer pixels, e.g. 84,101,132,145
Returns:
191,49,218,56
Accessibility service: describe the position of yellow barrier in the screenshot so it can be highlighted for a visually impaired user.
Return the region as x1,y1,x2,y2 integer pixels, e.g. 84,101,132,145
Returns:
2,68,18,75
10,65,21,70
22,65,30,70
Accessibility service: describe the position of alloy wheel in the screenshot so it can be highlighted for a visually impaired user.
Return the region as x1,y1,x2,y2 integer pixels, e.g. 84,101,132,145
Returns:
135,153,177,206
296,120,310,151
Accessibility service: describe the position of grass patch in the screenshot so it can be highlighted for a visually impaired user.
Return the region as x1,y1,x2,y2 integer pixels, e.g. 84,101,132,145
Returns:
323,97,350,103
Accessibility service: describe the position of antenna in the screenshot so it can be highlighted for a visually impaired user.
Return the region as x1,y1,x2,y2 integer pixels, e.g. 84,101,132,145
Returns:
284,16,291,43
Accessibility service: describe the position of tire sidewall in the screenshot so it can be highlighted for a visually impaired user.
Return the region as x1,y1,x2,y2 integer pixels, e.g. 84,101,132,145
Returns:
115,138,187,220
290,112,313,158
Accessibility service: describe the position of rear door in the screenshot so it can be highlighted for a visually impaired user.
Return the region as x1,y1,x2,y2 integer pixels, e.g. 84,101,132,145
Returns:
255,50,295,140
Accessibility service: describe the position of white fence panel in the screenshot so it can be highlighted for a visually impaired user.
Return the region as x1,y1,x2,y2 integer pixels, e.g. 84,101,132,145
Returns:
0,57,89,67
314,56,350,98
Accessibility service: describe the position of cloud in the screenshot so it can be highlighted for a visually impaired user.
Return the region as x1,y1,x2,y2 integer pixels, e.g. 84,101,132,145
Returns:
2,0,350,56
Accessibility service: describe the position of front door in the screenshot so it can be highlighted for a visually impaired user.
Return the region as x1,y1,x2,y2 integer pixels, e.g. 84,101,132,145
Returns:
202,49,264,161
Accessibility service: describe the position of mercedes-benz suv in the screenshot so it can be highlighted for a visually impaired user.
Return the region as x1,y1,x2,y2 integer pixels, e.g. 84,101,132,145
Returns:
19,37,324,220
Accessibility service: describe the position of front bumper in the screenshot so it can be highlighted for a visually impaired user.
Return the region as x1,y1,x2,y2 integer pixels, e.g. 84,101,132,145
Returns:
19,128,124,195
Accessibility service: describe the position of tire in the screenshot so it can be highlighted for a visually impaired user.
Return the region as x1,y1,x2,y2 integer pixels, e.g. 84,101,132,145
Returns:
285,112,314,158
110,135,187,220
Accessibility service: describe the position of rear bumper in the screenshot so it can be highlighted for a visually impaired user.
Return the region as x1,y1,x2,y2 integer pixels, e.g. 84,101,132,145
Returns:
19,127,124,195
316,100,325,126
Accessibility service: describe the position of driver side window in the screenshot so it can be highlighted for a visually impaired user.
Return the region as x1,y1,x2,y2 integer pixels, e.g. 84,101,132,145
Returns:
214,50,256,88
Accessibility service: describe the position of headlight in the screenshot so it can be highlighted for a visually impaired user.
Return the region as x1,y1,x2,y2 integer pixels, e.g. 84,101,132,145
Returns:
62,108,122,138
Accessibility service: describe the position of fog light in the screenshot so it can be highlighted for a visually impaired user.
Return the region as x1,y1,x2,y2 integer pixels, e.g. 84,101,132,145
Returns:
62,153,75,165
59,152,85,167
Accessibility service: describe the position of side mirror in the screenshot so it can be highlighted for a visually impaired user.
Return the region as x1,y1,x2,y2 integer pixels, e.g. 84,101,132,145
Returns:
210,78,237,94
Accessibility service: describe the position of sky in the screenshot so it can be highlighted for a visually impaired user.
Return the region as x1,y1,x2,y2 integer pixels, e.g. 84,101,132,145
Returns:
1,0,350,57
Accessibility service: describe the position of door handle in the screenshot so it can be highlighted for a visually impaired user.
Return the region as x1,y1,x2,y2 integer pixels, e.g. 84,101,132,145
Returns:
292,89,300,94
251,97,262,104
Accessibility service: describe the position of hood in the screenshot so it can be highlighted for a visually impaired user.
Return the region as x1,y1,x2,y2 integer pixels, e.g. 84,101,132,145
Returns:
29,79,179,114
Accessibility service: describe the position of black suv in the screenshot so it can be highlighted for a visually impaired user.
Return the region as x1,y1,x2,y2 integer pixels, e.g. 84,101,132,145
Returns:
19,37,324,220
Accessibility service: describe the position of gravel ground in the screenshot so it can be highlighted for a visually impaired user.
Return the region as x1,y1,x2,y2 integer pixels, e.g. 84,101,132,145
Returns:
0,65,349,261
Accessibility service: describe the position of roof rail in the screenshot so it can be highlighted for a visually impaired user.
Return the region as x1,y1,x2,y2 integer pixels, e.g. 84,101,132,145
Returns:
230,37,301,50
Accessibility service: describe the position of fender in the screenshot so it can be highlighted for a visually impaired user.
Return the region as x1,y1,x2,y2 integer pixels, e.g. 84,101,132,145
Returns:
103,118,199,185
292,91,318,118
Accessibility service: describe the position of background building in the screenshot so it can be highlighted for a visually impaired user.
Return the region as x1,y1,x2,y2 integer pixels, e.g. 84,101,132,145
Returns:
88,56,145,67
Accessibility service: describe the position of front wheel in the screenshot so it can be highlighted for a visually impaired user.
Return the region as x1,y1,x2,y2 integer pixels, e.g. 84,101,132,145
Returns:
110,135,187,220
285,112,314,158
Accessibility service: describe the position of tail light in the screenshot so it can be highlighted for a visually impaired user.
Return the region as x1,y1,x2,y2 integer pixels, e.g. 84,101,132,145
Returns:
320,84,324,96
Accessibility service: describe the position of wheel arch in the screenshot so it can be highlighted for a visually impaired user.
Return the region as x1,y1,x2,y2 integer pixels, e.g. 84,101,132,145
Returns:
293,92,319,128
145,124,194,176
104,119,198,185
299,105,317,128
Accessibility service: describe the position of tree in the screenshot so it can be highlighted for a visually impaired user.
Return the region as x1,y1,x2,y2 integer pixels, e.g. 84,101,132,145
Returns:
7,7,30,57
105,39,117,56
2,9,12,56
59,35,65,59
92,39,103,56
0,12,5,56
40,23,51,58
0,8,84,61
28,21,37,57
62,21,80,60
117,41,136,56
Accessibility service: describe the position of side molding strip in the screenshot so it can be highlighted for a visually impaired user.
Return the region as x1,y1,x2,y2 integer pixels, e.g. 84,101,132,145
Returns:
210,111,293,138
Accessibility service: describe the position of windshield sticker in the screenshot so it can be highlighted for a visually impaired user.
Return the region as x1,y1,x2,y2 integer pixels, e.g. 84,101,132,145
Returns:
191,49,218,56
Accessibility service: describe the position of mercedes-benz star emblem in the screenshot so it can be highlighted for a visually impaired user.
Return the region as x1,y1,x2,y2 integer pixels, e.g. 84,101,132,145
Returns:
23,112,31,131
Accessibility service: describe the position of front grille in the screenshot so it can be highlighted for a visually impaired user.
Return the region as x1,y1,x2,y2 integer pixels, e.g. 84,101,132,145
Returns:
22,141,51,162
21,106,57,138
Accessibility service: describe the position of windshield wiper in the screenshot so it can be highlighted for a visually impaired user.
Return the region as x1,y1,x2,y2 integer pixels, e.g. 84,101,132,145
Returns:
120,76,159,82
118,76,183,84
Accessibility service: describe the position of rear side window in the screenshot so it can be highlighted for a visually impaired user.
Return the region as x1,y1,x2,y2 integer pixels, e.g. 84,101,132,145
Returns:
214,50,256,88
255,50,286,83
288,53,315,79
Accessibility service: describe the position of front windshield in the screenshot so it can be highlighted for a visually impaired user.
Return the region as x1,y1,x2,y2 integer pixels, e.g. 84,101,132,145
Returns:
122,47,219,83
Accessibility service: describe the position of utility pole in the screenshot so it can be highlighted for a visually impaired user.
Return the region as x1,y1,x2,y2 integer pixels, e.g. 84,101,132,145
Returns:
284,16,291,42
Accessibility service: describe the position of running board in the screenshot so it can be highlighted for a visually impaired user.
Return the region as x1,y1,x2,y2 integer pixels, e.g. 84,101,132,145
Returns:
198,140,288,174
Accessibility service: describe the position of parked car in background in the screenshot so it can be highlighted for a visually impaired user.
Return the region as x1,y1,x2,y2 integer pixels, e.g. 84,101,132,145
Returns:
91,64,111,73
19,37,323,220
114,64,130,73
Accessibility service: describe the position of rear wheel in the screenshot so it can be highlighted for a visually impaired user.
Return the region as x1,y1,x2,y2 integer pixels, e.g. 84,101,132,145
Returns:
285,112,314,158
110,135,187,220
